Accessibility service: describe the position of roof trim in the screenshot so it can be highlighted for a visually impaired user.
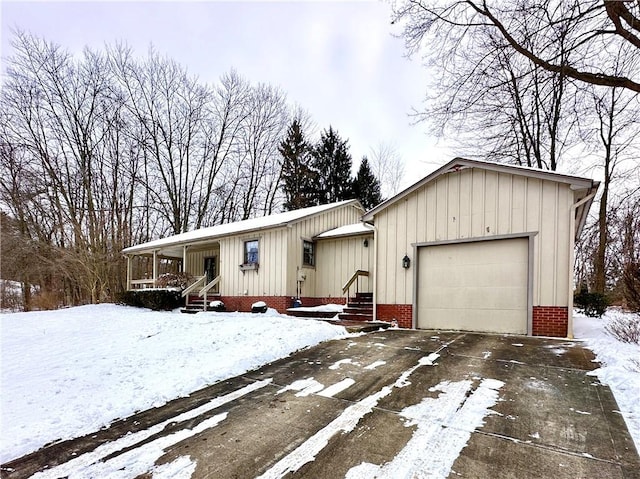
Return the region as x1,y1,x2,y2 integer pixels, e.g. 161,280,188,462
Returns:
363,158,598,221
123,199,363,255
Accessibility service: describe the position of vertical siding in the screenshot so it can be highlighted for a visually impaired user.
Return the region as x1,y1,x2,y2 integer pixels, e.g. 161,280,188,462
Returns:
185,247,220,277
213,202,363,298
375,168,573,307
315,235,374,298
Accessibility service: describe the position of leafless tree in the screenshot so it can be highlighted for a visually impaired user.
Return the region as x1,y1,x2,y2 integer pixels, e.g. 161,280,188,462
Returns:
369,142,405,198
392,0,640,92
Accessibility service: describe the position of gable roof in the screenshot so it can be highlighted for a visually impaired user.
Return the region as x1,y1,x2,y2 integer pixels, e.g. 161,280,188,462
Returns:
362,158,599,223
123,199,363,255
315,222,374,240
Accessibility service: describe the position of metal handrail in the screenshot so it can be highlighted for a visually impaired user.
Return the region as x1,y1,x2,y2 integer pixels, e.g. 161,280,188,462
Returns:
342,270,369,302
182,275,206,298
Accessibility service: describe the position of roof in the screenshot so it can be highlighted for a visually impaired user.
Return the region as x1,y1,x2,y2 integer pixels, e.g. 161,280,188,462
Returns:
315,223,374,240
363,158,599,222
123,199,363,255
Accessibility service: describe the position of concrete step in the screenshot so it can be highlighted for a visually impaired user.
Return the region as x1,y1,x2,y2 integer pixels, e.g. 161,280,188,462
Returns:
338,312,374,322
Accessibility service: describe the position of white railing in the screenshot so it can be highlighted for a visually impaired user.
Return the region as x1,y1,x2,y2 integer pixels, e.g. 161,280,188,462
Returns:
182,275,206,298
199,275,221,312
129,279,155,289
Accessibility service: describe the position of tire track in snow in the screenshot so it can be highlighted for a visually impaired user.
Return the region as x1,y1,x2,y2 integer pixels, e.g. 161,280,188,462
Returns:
30,379,273,479
256,353,440,479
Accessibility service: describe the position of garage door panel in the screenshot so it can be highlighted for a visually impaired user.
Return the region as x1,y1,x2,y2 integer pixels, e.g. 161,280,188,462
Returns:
417,238,528,334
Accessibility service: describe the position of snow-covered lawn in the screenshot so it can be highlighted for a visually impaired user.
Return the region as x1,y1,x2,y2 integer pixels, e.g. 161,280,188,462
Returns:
0,304,348,463
574,308,640,451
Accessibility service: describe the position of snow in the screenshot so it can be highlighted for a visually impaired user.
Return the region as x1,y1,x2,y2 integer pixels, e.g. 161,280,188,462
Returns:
287,303,344,313
122,200,358,254
0,304,347,463
314,222,373,239
573,308,640,451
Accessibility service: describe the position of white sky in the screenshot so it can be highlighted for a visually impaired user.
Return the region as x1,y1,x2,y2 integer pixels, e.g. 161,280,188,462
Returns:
0,0,455,189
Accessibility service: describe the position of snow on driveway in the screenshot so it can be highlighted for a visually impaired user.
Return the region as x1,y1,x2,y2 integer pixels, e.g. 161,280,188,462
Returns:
0,304,347,463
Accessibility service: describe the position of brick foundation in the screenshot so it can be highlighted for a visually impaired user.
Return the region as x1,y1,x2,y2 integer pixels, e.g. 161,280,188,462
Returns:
532,306,568,337
376,304,413,329
217,296,346,314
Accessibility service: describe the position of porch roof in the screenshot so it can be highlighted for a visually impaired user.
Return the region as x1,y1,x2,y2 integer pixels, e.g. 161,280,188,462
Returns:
315,222,373,239
123,199,363,257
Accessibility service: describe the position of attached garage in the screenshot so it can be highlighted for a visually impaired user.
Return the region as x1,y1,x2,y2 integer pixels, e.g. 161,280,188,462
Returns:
363,158,599,338
416,237,530,334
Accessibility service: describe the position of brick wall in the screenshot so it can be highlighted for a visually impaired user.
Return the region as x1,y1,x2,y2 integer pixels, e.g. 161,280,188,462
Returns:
217,296,346,314
376,304,413,329
532,306,568,337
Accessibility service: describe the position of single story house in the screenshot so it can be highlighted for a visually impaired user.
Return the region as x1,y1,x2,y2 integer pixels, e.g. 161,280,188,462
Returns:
123,158,599,338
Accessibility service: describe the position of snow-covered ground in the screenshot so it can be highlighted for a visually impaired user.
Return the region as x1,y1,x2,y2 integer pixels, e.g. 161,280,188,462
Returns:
574,308,640,451
0,304,348,463
1,304,638,467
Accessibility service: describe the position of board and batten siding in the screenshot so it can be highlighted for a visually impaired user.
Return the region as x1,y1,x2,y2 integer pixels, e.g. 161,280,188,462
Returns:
185,247,220,277
286,203,364,297
315,235,374,298
375,168,572,307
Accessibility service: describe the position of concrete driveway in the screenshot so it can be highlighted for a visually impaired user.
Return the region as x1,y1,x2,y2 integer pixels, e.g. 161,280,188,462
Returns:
3,330,639,478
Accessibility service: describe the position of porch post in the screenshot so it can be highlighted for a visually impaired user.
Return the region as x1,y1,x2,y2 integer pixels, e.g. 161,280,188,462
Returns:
183,245,188,273
126,255,132,290
153,250,158,285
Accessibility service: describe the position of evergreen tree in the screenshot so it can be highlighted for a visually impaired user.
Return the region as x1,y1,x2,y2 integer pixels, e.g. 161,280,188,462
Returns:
312,126,353,204
353,156,383,210
278,119,319,210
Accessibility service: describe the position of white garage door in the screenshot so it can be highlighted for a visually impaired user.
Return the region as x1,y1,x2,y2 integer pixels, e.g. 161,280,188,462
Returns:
417,238,528,334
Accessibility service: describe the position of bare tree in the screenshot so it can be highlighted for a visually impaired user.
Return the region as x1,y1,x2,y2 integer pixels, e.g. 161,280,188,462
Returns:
392,0,640,92
369,142,405,198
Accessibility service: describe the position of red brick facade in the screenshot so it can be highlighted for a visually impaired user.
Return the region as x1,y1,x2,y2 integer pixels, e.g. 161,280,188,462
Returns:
217,296,346,314
376,304,413,329
532,306,568,337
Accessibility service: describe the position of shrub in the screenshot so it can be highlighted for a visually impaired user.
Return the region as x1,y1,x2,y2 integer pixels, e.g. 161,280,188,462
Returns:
574,289,610,318
156,272,193,289
605,314,640,345
117,289,182,311
622,261,640,313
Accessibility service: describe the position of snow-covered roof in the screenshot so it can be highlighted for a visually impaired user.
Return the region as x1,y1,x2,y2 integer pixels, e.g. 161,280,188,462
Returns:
123,200,362,255
315,223,373,239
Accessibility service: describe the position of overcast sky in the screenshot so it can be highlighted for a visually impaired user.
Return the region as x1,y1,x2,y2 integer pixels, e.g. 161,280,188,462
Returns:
1,0,455,189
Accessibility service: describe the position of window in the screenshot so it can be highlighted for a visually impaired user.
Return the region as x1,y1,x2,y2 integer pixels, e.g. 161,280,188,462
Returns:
303,240,315,267
244,240,259,265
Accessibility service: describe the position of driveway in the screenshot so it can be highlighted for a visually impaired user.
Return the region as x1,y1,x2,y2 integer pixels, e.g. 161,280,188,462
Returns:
3,330,639,478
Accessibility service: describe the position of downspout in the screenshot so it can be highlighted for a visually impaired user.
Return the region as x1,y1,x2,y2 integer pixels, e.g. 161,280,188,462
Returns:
370,221,378,322
567,190,597,339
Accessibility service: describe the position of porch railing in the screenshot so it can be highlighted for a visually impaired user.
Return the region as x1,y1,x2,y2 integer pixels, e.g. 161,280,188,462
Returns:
182,275,206,298
129,279,156,289
199,275,221,312
342,270,369,302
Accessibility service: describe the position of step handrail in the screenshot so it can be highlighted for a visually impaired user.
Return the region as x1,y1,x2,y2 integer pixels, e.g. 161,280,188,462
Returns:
199,275,221,297
342,270,370,303
182,275,206,298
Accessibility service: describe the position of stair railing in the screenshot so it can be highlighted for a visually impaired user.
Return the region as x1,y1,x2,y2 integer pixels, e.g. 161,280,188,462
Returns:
182,275,206,308
199,275,221,312
342,270,369,304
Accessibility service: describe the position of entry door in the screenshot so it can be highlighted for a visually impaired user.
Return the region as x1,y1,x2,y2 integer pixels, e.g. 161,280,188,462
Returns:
204,256,217,283
417,238,528,334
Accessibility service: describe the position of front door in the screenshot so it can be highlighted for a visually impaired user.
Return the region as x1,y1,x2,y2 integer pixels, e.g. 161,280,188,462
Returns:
204,256,217,283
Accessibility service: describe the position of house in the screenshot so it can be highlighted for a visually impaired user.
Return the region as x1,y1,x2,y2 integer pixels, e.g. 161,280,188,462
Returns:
123,158,599,338
122,200,372,312
362,158,599,338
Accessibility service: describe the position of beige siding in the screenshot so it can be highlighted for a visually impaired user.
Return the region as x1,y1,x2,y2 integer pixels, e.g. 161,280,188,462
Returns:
209,202,364,298
375,167,573,307
185,247,220,277
315,235,374,298
285,204,364,297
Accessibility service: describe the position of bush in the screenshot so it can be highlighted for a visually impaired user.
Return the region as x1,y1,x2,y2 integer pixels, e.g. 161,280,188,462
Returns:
605,314,640,345
574,289,610,318
117,289,182,311
156,272,193,289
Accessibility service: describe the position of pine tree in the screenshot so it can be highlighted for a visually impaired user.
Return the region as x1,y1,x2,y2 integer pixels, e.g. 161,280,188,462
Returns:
279,120,319,211
312,126,353,204
353,156,383,210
